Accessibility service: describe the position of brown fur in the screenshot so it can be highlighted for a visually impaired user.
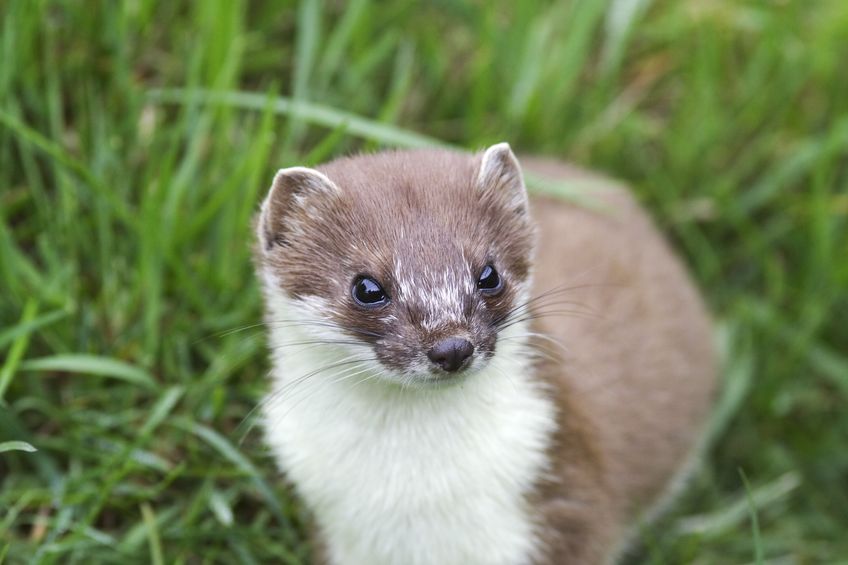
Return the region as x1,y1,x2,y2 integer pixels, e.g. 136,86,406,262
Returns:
258,149,533,376
523,157,717,563
255,148,717,564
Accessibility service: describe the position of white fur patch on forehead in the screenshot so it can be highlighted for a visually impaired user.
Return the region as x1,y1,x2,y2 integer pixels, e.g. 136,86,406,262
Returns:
257,166,342,251
393,255,475,332
477,142,529,213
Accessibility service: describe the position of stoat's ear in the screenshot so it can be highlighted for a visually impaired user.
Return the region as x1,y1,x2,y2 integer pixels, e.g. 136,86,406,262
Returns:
476,142,528,216
257,166,341,251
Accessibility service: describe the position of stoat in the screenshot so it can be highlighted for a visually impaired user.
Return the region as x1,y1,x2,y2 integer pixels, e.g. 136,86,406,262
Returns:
253,144,717,565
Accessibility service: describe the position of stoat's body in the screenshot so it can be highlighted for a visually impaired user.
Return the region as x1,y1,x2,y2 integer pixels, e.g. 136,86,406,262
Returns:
254,145,717,564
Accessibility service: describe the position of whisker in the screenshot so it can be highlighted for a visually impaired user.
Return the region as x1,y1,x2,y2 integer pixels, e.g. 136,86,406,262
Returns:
237,356,376,443
270,359,379,426
327,364,379,387
199,318,384,346
488,359,520,396
350,371,384,391
499,336,561,364
269,318,385,339
497,303,598,329
498,310,600,333
493,281,615,327
268,356,375,406
267,338,372,352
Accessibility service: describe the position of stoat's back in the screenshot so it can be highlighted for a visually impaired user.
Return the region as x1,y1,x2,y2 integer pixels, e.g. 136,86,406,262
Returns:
523,157,717,557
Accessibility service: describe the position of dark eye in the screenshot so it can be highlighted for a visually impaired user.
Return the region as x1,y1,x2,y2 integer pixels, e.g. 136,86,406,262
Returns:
477,264,503,294
352,276,389,307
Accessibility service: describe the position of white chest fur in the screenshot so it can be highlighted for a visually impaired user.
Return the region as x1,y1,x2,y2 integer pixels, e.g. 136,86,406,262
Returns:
261,294,557,565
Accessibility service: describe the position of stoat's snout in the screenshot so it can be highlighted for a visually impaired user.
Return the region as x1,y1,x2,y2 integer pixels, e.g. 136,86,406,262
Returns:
255,143,535,388
427,337,474,373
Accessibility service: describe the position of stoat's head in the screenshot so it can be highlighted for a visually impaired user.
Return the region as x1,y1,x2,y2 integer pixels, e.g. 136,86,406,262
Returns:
255,143,534,387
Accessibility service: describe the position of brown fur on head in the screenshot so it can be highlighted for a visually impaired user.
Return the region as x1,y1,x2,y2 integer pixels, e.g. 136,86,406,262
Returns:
255,144,535,385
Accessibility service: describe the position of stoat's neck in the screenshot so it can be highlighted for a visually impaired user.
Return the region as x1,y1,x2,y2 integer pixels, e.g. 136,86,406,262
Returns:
261,298,557,565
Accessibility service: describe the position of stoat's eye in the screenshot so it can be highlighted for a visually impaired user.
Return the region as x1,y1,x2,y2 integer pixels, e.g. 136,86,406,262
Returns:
477,264,503,295
352,276,389,307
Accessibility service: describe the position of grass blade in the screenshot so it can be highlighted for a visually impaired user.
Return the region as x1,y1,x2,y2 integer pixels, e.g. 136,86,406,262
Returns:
140,503,165,565
675,472,800,538
0,299,37,400
19,354,157,390
172,418,296,540
0,306,69,351
0,440,37,453
147,88,448,149
0,107,133,225
740,469,765,564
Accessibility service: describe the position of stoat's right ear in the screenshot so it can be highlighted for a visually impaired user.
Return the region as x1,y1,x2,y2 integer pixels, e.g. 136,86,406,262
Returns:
257,166,341,252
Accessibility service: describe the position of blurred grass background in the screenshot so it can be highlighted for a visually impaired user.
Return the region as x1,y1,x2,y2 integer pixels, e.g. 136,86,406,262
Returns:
1,0,847,562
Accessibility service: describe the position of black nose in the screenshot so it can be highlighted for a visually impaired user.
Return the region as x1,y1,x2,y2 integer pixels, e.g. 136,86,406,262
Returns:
427,338,475,372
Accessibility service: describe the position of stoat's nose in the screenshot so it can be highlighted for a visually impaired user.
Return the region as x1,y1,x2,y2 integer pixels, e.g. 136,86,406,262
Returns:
427,338,474,372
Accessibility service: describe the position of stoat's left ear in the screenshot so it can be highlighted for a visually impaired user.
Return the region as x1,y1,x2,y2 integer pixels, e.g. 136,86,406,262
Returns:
476,142,528,216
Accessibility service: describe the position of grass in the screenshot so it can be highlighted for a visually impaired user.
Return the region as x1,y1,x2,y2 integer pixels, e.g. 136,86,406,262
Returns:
1,0,846,562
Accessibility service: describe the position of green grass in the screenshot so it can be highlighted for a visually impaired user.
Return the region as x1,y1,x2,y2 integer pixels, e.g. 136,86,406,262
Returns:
1,0,846,562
